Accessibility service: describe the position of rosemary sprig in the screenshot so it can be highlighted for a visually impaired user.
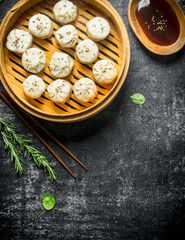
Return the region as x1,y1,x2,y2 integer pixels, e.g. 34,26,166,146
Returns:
0,117,57,181
24,145,57,181
1,132,26,175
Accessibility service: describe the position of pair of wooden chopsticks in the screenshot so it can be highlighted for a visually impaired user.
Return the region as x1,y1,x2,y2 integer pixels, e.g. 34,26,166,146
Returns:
0,90,88,179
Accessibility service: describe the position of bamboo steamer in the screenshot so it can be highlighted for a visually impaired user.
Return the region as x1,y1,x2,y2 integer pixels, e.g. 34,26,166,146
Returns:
0,0,130,122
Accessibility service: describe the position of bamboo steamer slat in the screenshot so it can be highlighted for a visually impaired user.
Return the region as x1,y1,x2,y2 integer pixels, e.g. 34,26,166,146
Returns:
0,0,130,122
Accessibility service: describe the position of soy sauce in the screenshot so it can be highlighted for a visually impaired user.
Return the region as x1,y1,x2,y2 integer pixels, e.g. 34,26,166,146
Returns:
136,0,180,46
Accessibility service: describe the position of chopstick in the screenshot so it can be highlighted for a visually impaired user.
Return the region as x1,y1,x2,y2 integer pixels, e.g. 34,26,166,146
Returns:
3,91,88,171
0,90,77,179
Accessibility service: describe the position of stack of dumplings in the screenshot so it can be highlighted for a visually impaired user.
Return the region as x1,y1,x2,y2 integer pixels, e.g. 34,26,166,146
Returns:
5,0,118,106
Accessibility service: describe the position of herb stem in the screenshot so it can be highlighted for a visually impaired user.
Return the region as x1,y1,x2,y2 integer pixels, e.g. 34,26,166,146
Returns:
1,132,26,175
0,117,57,181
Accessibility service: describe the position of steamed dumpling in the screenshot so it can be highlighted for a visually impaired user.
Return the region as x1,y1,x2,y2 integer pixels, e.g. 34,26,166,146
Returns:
28,14,53,39
93,60,117,84
53,0,78,24
76,39,99,64
86,17,110,41
49,52,74,78
23,75,46,99
55,25,78,48
47,79,72,103
6,29,33,54
22,48,46,73
73,78,98,103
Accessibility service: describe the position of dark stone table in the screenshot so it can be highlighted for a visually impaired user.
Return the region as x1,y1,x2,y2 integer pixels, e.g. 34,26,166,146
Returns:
0,0,185,239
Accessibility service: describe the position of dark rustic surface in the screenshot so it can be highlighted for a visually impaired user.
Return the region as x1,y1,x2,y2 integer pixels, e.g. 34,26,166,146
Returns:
0,0,185,239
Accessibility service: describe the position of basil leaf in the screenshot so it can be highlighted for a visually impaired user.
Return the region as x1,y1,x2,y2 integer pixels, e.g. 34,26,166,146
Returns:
130,93,145,105
43,193,55,210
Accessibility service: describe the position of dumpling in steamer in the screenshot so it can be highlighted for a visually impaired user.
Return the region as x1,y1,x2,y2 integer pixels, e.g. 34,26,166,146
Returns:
49,52,74,78
73,78,98,103
55,25,78,48
28,14,53,39
22,48,46,73
86,17,111,41
53,0,78,24
76,39,99,64
47,79,72,103
23,75,46,99
93,60,117,85
6,29,33,54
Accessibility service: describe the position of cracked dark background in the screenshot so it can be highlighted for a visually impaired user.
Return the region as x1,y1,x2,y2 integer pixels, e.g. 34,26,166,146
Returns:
0,0,185,239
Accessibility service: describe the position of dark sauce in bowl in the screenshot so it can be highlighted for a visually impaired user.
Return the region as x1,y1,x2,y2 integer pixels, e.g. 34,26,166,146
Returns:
136,0,180,46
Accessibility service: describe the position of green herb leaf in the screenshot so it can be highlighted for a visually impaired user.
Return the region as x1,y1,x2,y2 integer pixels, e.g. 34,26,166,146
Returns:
24,145,57,181
43,193,55,211
1,132,26,175
130,93,145,105
0,117,57,181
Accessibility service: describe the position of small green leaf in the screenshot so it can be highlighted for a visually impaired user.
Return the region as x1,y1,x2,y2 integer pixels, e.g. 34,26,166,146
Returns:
43,194,55,211
130,93,145,105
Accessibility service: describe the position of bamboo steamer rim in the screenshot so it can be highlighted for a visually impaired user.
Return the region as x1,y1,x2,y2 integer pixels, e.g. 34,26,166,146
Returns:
0,0,130,122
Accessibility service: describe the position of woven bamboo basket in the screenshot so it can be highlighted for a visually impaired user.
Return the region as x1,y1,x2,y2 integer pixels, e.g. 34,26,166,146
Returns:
0,0,130,122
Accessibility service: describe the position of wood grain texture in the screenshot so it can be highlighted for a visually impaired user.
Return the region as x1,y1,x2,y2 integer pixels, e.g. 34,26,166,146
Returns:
0,0,130,122
128,0,185,55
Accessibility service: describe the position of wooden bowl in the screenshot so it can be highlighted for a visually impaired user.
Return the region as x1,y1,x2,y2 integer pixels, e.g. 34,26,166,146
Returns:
128,0,185,55
0,0,130,122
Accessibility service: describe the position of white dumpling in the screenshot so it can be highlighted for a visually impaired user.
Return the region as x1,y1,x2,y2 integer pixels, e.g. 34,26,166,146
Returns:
53,0,78,24
49,52,74,78
86,17,111,41
28,14,53,39
47,79,72,103
93,60,117,85
55,25,78,48
76,39,99,64
23,75,46,99
6,29,33,54
73,78,98,103
22,48,46,73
